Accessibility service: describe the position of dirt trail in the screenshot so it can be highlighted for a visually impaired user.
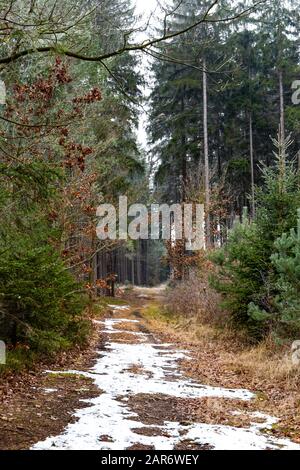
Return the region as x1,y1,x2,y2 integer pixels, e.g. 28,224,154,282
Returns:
26,288,299,450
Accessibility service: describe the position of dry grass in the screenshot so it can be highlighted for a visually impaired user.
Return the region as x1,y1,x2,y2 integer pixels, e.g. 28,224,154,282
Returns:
140,299,300,441
165,270,228,326
105,331,141,343
114,321,140,332
125,363,153,377
143,300,300,385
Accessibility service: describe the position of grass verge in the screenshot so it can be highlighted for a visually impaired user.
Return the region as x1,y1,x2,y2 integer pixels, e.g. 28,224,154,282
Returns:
140,299,300,441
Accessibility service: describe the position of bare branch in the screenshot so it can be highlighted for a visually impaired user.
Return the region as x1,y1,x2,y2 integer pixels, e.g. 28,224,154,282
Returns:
0,1,266,65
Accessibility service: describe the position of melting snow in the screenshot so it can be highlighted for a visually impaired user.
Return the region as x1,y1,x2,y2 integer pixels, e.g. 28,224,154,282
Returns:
107,305,130,310
32,307,300,450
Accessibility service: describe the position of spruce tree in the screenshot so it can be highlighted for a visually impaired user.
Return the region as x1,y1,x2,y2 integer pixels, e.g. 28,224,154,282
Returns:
211,135,300,337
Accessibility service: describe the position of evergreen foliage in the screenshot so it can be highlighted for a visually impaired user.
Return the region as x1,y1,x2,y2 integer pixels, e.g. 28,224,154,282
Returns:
0,0,145,365
211,137,300,339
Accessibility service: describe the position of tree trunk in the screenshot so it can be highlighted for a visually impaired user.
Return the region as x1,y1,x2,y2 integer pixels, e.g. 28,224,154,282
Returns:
203,57,211,247
131,258,135,285
180,94,187,202
249,113,255,218
279,69,285,147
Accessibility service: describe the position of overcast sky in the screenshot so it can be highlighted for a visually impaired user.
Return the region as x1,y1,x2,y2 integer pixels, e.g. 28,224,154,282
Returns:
135,0,159,20
134,0,159,150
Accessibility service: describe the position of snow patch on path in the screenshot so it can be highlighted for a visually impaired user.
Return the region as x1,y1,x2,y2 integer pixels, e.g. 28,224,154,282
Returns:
32,310,300,450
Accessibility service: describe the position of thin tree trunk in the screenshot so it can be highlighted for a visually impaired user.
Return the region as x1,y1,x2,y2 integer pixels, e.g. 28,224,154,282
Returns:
203,57,211,247
136,241,141,285
249,113,255,218
279,69,285,146
131,258,135,285
180,94,187,202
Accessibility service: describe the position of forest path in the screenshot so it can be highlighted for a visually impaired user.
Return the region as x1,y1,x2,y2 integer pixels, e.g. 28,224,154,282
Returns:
30,287,300,450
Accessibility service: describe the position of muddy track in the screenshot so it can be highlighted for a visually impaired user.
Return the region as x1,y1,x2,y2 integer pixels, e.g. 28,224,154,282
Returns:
31,300,300,450
1,289,300,450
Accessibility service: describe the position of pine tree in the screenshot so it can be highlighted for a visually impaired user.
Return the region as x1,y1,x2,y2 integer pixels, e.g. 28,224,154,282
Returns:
268,208,300,335
149,0,232,204
211,136,300,337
